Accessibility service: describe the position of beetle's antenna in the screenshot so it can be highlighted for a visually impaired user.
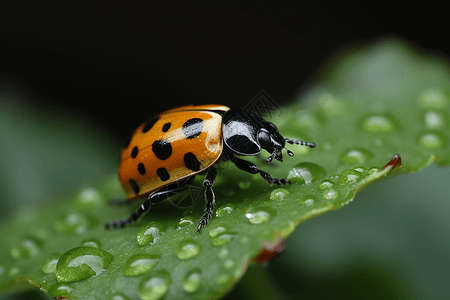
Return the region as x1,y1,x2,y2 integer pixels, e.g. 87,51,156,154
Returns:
285,138,316,148
285,147,294,157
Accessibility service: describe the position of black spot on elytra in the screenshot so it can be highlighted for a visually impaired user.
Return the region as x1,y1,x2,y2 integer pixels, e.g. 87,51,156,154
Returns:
182,118,203,139
142,118,159,133
152,139,172,160
184,152,201,171
129,179,140,194
162,123,171,132
157,168,170,181
131,147,138,158
138,163,146,175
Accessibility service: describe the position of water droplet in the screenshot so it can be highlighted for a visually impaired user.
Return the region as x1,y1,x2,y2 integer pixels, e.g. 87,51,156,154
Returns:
175,217,194,230
323,188,339,200
424,111,445,128
239,181,251,189
295,111,320,129
245,207,275,224
138,222,166,245
212,233,237,246
340,148,373,164
223,259,235,270
319,179,334,190
138,270,171,300
54,211,97,234
337,169,362,185
340,188,354,205
107,292,131,300
239,236,249,244
299,195,316,206
49,282,74,297
417,88,447,109
10,237,43,259
177,240,202,260
34,228,49,240
74,187,104,208
56,246,113,282
287,162,326,184
354,167,366,173
209,225,228,237
361,115,396,132
368,167,380,175
42,253,61,274
80,238,101,248
8,267,20,278
216,204,236,217
217,247,229,258
269,188,290,201
418,132,447,149
183,269,201,293
318,92,347,116
215,273,230,285
123,254,160,277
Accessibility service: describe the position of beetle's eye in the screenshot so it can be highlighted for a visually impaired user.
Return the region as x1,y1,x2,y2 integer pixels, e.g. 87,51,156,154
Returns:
258,130,271,147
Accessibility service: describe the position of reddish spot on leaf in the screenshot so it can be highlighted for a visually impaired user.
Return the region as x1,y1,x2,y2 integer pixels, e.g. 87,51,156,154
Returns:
383,154,403,171
253,237,285,263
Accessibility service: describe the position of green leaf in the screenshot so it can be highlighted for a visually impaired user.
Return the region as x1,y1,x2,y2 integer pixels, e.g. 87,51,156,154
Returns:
1,38,449,300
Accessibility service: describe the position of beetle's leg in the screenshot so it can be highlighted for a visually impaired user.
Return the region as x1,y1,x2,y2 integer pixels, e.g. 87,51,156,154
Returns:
197,166,217,233
105,177,194,229
232,156,290,185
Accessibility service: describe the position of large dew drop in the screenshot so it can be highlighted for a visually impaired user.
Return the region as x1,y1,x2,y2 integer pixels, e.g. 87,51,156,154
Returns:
216,204,236,217
245,207,275,224
360,115,396,133
287,162,326,185
74,187,105,208
49,282,74,297
417,88,448,109
54,211,97,234
212,233,238,246
10,237,43,260
123,254,160,277
177,240,202,260
340,148,373,164
183,269,202,293
269,188,290,202
138,271,171,300
41,253,61,274
175,217,195,230
418,132,447,149
56,246,113,282
137,222,165,246
209,225,228,237
337,169,362,186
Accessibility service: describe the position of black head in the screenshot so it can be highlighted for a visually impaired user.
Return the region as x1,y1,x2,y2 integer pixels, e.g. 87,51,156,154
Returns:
256,121,290,162
222,109,310,162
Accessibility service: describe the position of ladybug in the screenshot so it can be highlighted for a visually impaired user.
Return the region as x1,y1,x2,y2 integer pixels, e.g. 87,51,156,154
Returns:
106,104,315,233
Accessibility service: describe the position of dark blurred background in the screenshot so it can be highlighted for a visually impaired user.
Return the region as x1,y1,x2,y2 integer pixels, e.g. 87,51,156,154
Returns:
1,0,449,140
1,1,450,300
